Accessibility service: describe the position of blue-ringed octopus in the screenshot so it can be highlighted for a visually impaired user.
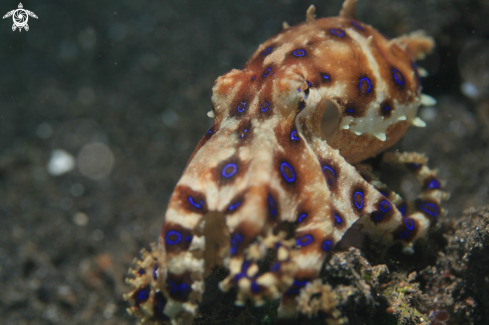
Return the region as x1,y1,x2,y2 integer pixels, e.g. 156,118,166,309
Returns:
123,0,449,323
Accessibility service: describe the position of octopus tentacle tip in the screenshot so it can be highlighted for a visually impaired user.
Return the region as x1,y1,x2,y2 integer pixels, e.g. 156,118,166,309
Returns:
282,21,290,29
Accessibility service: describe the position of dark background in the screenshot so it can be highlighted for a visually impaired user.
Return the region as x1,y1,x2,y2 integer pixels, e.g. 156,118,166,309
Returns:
1,0,489,324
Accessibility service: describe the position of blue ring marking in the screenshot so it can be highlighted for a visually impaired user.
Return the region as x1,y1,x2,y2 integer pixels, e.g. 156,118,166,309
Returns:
234,272,245,282
237,102,246,112
286,280,308,294
228,201,241,212
322,165,336,176
428,179,440,189
230,233,243,255
138,268,145,275
261,102,269,111
252,76,256,80
399,231,409,239
153,265,158,280
298,213,307,223
346,108,355,114
185,235,193,242
292,49,305,57
154,291,167,314
263,68,271,77
222,163,237,178
207,129,212,134
299,101,306,110
166,230,182,245
334,214,341,224
241,260,249,272
138,289,149,301
322,73,330,80
373,212,383,221
251,281,260,293
167,280,178,295
399,205,406,217
307,81,312,87
322,240,333,251
179,283,190,294
323,165,336,185
291,130,299,141
271,262,280,272
267,194,277,217
352,21,364,30
380,200,391,212
354,191,364,209
405,218,414,230
261,47,272,55
188,196,203,209
359,77,372,94
419,202,438,217
330,29,345,37
393,68,404,85
296,235,313,247
298,88,301,93
280,162,296,183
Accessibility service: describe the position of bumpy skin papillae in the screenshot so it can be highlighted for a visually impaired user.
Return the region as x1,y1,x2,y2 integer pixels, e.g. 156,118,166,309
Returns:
124,1,444,323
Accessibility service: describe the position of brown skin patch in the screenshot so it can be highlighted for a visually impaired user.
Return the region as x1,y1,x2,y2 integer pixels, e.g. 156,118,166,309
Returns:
350,184,368,217
236,120,253,145
184,122,220,170
213,157,248,186
369,198,395,225
422,176,442,191
266,191,280,223
295,228,334,255
415,199,441,225
161,222,194,254
379,98,394,118
230,220,262,257
392,217,419,242
165,271,193,302
318,157,340,193
172,185,208,214
333,209,347,230
328,119,411,163
371,35,418,105
225,193,246,215
272,122,311,198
